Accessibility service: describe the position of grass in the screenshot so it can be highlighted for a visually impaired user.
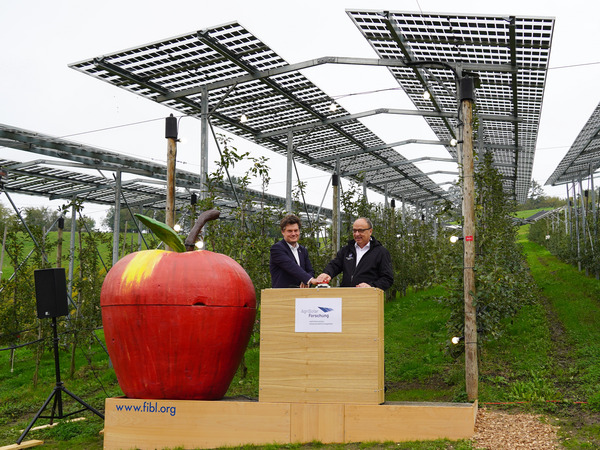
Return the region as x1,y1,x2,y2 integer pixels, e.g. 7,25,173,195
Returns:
383,285,463,402
2,227,600,448
484,236,600,447
0,330,120,447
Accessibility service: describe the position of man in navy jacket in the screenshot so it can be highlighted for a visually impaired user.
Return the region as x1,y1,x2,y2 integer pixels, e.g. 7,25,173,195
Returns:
316,217,393,291
269,214,318,288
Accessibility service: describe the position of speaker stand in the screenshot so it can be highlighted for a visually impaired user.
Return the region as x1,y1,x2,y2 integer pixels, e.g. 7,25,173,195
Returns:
16,317,105,445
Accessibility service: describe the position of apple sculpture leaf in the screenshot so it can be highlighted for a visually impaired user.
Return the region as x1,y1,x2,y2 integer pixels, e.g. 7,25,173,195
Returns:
101,209,256,400
134,213,186,252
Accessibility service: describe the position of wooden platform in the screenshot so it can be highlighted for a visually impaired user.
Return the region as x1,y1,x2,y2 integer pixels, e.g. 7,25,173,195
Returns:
102,288,477,449
102,397,477,449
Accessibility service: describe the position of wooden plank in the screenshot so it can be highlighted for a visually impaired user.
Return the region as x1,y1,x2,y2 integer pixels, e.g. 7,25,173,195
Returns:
0,440,44,450
259,288,384,404
103,398,290,450
19,417,86,432
102,398,477,448
290,403,344,443
345,401,477,442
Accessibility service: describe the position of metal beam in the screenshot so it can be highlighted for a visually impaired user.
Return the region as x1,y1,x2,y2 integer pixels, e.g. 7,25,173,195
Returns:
156,55,518,102
342,156,456,176
311,139,449,163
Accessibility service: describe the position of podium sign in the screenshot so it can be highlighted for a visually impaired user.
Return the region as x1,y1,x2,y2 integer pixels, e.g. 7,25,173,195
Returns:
260,287,384,404
294,297,342,332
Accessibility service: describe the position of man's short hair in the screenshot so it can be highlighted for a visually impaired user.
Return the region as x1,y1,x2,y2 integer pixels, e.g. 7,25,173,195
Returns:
357,217,373,229
280,214,302,231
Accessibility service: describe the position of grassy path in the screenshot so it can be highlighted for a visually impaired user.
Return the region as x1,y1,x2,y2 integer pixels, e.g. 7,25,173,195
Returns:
515,238,600,447
522,239,600,402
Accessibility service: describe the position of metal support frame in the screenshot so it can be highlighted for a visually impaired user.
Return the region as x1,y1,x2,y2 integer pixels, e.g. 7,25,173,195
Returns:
287,131,293,213
200,87,209,201
332,171,340,261
112,170,122,265
68,201,76,304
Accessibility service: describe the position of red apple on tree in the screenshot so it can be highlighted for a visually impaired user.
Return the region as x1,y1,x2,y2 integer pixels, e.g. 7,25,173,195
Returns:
100,210,256,400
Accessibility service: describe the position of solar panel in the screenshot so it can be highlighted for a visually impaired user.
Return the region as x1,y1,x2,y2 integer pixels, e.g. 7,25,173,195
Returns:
545,101,600,187
69,21,448,205
347,9,554,202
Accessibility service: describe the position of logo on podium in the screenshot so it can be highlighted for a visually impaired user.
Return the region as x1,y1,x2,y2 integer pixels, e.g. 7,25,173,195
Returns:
295,298,342,332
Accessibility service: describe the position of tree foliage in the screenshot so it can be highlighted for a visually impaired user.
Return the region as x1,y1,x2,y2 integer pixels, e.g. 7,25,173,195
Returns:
443,151,538,342
1,135,539,373
529,189,600,276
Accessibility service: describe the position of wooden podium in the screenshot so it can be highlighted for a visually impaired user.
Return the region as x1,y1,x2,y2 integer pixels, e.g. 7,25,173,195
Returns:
259,287,384,404
102,287,476,449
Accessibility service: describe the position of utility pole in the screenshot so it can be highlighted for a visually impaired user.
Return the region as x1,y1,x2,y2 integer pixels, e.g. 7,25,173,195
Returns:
459,76,478,401
165,114,178,251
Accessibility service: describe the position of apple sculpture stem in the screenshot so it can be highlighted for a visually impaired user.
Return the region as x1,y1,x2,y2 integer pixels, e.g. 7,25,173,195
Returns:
101,208,257,400
184,209,220,251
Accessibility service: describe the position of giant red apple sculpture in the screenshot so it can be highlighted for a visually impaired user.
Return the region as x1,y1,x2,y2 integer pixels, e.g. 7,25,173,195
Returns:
100,210,256,400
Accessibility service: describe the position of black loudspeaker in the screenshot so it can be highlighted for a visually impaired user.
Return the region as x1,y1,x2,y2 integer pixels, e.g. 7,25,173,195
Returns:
34,268,69,319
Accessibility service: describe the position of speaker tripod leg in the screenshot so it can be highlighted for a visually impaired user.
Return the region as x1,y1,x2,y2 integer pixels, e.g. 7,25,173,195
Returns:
16,386,59,444
61,386,105,419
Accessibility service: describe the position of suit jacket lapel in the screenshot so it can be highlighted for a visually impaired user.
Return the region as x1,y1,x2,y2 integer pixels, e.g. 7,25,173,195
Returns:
297,246,304,269
283,240,300,266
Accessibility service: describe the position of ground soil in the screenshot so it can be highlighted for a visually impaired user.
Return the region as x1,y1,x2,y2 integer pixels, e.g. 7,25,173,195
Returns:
473,408,560,449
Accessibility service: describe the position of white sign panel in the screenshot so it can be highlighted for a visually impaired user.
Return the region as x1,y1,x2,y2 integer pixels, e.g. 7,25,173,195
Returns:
295,297,342,333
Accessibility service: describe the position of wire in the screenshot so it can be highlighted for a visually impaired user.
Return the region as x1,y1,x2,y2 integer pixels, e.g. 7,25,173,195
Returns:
56,117,165,139
414,0,423,14
0,338,45,352
331,86,404,101
549,61,600,70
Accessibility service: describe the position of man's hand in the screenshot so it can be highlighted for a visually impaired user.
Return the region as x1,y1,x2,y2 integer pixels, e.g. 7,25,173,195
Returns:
316,273,331,284
301,277,320,288
356,282,372,288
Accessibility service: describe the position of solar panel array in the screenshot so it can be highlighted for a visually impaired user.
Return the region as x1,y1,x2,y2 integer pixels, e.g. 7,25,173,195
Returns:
69,21,447,204
347,9,554,202
545,101,600,186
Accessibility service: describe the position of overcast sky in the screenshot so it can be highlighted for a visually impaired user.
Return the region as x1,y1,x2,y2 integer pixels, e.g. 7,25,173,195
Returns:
2,0,599,224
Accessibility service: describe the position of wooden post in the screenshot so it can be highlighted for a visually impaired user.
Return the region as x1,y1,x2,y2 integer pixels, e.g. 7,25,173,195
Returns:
166,114,178,251
0,226,7,281
460,77,478,401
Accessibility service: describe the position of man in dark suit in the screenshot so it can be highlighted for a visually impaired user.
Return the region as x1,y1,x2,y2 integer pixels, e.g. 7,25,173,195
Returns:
269,214,318,288
316,217,393,291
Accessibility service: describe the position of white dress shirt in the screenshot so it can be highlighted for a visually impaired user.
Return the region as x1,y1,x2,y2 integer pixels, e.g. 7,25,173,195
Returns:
355,241,371,266
287,242,301,265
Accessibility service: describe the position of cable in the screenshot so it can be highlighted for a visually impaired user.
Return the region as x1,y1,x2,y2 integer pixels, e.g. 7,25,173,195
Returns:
548,61,600,70
56,117,165,139
0,338,44,352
